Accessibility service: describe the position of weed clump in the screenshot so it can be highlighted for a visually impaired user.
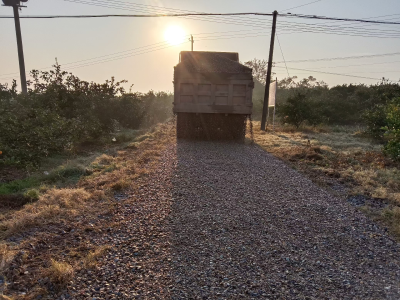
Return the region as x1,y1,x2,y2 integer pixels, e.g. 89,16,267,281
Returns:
111,179,130,192
83,246,110,269
48,259,74,285
23,189,40,201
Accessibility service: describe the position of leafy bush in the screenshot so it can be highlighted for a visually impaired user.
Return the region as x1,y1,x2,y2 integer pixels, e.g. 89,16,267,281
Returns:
364,104,388,140
0,65,173,166
278,92,325,128
0,103,76,166
278,93,309,128
382,98,400,161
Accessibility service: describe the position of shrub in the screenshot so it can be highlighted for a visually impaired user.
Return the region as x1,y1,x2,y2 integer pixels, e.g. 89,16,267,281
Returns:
0,102,76,166
278,93,312,128
364,104,388,140
383,98,400,161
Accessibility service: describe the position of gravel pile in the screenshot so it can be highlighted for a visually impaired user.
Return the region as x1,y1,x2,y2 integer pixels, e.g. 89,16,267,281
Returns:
170,141,400,299
64,140,400,299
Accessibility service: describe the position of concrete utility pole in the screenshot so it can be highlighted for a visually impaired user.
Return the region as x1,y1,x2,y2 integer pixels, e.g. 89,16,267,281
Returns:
190,35,194,51
2,0,28,94
261,10,278,131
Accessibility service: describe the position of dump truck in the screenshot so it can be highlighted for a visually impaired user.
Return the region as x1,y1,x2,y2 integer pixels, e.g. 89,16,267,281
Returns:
173,51,254,140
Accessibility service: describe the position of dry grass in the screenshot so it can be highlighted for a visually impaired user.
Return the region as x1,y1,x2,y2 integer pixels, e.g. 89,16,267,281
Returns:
0,243,16,275
0,188,92,238
93,154,115,166
381,207,400,237
83,245,111,269
137,149,162,164
47,259,74,285
111,179,131,191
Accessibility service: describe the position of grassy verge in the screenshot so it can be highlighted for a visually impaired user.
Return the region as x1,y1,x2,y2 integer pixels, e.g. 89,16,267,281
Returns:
252,121,400,238
0,129,146,209
0,122,174,299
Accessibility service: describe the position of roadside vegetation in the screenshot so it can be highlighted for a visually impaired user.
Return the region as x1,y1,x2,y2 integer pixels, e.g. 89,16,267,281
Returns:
0,121,174,299
0,64,173,168
0,65,176,298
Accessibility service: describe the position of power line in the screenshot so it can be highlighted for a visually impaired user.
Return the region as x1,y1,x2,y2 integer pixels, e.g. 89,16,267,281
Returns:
1,13,400,25
0,39,182,78
275,32,290,78
274,52,400,64
0,12,276,18
274,65,382,80
281,0,322,12
278,28,400,39
0,40,190,80
310,60,400,70
282,14,400,25
0,31,272,80
279,20,400,35
55,0,400,35
62,0,400,31
61,0,271,27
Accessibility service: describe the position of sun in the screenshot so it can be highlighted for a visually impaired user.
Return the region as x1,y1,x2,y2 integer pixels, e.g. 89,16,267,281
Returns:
164,26,186,46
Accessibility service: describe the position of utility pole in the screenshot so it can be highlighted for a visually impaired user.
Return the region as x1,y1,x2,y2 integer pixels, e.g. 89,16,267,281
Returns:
260,10,278,131
2,0,28,94
190,35,194,51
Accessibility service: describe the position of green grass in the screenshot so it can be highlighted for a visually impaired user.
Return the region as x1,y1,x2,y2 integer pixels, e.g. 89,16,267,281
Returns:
0,177,41,195
0,165,88,196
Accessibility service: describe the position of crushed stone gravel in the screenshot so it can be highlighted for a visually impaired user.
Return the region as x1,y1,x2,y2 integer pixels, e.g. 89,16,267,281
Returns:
63,140,400,299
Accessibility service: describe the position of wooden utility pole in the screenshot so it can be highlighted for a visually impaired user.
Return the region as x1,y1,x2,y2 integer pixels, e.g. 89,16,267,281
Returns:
190,35,194,51
13,4,27,94
2,0,28,94
261,10,278,131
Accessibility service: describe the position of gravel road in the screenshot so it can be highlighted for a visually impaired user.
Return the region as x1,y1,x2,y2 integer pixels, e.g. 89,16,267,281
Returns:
170,141,400,299
65,140,400,299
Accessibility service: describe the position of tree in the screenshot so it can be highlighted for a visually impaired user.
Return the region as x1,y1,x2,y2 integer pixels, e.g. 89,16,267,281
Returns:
383,98,400,161
278,93,311,128
244,58,275,85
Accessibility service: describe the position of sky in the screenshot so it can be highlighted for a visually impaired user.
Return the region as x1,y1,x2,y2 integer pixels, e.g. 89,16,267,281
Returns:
1,0,400,92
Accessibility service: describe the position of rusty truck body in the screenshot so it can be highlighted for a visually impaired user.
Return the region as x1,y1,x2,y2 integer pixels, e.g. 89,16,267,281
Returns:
173,51,254,140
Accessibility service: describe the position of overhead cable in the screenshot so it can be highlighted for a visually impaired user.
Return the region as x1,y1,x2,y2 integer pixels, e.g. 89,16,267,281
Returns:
275,32,290,77
0,13,400,26
274,65,382,80
281,0,322,12
274,52,400,64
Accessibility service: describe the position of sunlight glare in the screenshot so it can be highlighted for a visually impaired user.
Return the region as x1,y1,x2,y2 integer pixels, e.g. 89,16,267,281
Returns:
164,26,186,46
